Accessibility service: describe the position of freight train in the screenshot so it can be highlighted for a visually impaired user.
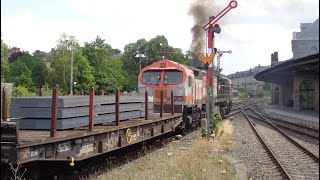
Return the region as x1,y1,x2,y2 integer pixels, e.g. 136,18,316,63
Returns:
138,59,233,129
0,59,233,179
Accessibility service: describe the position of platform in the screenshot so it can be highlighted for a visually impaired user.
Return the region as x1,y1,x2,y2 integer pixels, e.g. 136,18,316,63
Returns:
262,104,319,129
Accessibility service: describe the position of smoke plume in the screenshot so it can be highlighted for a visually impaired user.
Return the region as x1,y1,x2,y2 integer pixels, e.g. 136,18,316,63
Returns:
188,0,218,68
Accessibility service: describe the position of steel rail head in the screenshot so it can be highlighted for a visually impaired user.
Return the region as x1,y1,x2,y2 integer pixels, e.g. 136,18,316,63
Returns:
245,104,319,164
239,105,293,180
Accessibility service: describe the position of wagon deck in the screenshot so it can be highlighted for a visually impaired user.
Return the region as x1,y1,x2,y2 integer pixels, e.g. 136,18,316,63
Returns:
1,114,182,165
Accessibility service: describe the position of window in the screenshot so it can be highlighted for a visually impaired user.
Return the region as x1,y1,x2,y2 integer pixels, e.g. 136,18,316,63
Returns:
164,71,183,85
142,71,161,85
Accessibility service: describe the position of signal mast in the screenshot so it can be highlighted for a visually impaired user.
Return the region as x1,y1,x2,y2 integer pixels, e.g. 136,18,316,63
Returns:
199,0,237,137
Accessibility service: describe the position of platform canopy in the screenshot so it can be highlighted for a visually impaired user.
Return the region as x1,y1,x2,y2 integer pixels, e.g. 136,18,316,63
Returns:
254,53,319,85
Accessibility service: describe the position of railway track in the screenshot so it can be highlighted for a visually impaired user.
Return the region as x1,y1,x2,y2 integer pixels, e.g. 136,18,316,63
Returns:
27,128,198,180
240,104,319,180
246,113,319,139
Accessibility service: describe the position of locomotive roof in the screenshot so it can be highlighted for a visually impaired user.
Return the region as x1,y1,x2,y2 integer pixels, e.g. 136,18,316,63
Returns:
166,60,206,73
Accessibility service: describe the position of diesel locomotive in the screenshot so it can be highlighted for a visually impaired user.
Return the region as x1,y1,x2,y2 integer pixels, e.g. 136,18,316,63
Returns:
138,59,233,128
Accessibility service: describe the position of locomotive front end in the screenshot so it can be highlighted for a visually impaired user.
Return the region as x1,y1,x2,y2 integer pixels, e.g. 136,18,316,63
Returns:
138,60,189,113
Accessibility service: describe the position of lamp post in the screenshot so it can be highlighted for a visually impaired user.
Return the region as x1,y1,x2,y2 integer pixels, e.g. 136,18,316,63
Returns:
69,36,75,95
135,53,145,72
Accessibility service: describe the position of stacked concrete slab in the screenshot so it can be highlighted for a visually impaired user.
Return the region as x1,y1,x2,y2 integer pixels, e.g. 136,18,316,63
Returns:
10,95,153,130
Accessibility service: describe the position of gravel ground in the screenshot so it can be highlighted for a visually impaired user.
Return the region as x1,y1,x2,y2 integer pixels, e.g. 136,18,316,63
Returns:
225,108,320,180
226,113,290,179
225,114,274,180
280,127,319,158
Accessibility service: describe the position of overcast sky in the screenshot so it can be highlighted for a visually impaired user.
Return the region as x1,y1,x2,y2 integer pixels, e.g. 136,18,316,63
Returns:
1,0,319,75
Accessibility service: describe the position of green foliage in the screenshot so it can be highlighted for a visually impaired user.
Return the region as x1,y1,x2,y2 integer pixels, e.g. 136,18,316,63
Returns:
13,86,34,97
9,60,34,90
238,91,249,99
82,36,113,68
3,34,192,95
121,35,189,77
214,113,223,136
41,83,64,96
73,48,95,94
1,59,10,81
93,59,129,93
1,35,10,81
48,34,95,94
16,52,48,90
263,82,271,91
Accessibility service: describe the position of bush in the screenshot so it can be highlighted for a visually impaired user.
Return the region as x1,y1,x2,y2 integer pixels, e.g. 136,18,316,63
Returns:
13,86,33,97
238,91,249,99
214,113,223,136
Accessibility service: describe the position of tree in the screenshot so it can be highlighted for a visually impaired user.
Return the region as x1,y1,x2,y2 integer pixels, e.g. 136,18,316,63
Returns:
72,47,95,94
121,39,148,77
113,48,121,55
1,34,10,81
121,35,190,79
8,60,34,90
9,52,23,64
82,36,113,68
82,36,121,92
32,50,47,60
48,34,95,94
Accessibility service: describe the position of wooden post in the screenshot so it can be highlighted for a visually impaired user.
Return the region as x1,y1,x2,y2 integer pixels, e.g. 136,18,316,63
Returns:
145,90,148,120
115,89,120,126
89,87,94,131
171,90,174,115
50,85,58,137
80,89,84,95
39,88,44,96
2,87,8,121
100,89,105,96
160,91,163,117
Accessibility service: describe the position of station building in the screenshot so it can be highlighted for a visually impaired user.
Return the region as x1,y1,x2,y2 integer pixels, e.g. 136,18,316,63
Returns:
255,18,319,112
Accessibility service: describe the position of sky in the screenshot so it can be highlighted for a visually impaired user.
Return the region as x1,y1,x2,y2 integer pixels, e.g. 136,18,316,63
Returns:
1,0,319,75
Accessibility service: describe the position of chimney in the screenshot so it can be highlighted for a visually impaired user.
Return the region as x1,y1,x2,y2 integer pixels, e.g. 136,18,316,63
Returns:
271,52,278,66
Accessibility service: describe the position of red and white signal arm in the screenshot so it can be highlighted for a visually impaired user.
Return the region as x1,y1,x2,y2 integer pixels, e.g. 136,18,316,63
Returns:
203,0,238,31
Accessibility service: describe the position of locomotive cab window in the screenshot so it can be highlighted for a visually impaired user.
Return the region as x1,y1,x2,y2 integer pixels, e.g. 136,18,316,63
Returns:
164,70,183,85
142,71,161,85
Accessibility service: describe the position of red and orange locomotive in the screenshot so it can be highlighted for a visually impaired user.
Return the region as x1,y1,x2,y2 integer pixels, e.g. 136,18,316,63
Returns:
138,59,232,128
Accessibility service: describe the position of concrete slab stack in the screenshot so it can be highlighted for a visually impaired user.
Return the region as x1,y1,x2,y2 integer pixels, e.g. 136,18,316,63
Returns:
10,96,153,130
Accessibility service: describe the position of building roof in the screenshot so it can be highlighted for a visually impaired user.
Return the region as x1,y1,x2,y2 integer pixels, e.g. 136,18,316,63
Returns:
254,53,319,85
227,65,270,79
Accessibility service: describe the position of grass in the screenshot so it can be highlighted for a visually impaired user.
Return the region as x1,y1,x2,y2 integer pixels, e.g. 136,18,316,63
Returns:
96,120,236,180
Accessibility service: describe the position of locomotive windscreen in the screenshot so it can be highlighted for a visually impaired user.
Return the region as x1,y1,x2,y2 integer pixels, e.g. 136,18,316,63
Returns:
142,71,161,85
164,71,183,85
